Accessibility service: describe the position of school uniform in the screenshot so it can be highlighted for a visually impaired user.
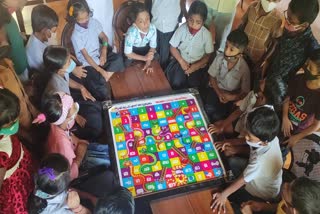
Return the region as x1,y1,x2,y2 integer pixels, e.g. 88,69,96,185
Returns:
228,137,283,211
204,53,250,122
72,18,124,72
26,34,47,72
151,0,181,69
124,23,157,65
166,23,214,90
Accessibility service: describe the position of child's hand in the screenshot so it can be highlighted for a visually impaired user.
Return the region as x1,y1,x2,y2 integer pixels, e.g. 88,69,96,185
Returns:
215,142,236,157
80,86,96,101
211,192,227,213
98,68,114,82
143,60,153,74
75,115,87,128
218,93,227,104
221,92,234,102
72,66,87,79
283,134,300,148
185,64,197,75
100,47,108,66
178,58,190,71
67,189,81,209
281,116,293,137
208,121,225,134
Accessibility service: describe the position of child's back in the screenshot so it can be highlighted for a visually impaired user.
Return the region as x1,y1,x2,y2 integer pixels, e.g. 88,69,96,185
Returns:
244,136,283,200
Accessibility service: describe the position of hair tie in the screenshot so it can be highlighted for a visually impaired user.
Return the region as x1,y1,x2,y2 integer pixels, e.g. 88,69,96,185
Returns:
69,5,74,16
32,113,46,124
38,167,56,181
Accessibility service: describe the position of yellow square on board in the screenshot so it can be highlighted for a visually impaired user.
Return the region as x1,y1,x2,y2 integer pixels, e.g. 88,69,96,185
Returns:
152,161,162,171
156,111,166,119
115,133,125,142
118,150,128,159
191,136,202,143
169,124,179,132
128,187,136,197
112,118,122,126
139,114,149,122
198,152,208,162
174,139,183,148
138,146,147,155
185,121,195,129
194,171,206,181
133,166,140,175
157,142,166,151
170,157,181,167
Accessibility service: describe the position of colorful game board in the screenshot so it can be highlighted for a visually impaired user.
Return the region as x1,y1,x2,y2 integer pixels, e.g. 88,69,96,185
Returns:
108,92,225,197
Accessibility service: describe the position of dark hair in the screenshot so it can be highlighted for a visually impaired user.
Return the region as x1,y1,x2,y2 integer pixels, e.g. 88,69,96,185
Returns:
28,153,71,214
264,77,287,110
43,46,69,73
246,106,280,142
0,88,20,129
227,29,249,51
129,2,149,22
309,48,320,71
188,1,208,22
94,186,135,214
41,94,63,124
291,177,320,214
0,4,10,27
289,0,319,24
66,0,91,23
31,4,59,33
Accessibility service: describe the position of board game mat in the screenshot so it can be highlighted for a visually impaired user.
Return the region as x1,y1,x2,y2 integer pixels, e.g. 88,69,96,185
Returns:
108,92,226,198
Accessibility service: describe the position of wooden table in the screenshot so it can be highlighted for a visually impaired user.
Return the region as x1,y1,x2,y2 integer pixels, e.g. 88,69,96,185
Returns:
109,62,232,214
109,61,171,100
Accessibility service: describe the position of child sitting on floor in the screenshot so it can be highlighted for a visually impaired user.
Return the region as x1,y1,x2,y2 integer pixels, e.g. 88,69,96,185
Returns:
166,1,214,90
124,2,157,73
239,0,283,65
210,107,283,213
28,153,91,214
68,0,124,82
0,88,35,213
241,177,320,214
203,29,250,122
208,77,286,137
40,92,110,180
281,48,320,148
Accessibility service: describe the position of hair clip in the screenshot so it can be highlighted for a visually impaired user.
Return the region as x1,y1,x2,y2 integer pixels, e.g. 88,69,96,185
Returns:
38,167,56,181
69,5,74,17
32,113,46,124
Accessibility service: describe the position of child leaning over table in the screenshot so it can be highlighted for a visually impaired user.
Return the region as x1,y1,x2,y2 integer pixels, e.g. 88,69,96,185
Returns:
203,29,250,122
68,0,124,82
165,1,214,90
124,2,157,73
210,107,283,213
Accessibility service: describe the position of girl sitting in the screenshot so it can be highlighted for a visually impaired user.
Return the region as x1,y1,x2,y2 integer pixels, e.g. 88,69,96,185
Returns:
124,2,157,73
68,0,124,82
28,153,91,214
0,88,35,213
165,1,214,90
39,92,109,180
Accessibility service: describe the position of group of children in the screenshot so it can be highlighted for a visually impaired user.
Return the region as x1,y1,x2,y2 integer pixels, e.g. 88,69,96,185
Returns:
1,0,320,213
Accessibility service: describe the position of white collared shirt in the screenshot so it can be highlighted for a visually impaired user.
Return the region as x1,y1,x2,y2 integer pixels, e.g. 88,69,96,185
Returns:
170,23,214,64
26,34,48,71
151,0,181,33
244,137,283,200
208,53,250,92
